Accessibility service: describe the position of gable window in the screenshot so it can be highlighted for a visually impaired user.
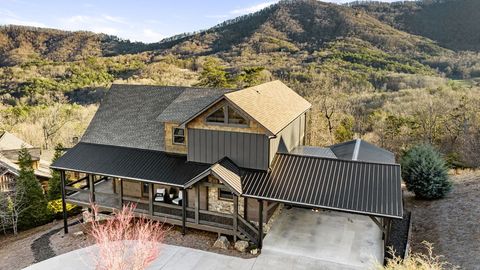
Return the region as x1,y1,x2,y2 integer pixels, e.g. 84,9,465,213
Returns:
206,104,248,126
206,106,226,123
218,188,233,201
173,128,185,145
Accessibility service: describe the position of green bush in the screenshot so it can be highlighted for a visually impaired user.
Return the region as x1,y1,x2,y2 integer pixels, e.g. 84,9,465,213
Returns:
47,199,81,219
401,144,452,199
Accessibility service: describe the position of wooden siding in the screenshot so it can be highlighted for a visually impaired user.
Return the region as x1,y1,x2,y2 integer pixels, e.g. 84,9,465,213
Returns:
164,122,188,154
186,100,267,134
188,129,268,170
269,113,306,164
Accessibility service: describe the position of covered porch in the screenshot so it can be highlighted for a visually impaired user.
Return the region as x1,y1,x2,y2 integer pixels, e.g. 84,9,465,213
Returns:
60,171,262,246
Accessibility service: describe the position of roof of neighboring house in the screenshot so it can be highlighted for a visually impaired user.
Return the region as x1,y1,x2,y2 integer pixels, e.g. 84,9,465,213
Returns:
51,142,210,186
242,153,403,219
0,154,19,176
329,139,396,164
0,131,34,151
82,84,233,151
290,145,337,159
224,81,311,135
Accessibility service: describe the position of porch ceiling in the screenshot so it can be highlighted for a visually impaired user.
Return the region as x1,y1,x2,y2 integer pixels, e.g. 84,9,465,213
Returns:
51,142,210,186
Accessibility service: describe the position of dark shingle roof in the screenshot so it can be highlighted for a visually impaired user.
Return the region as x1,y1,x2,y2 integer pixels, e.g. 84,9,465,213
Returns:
242,153,403,219
81,84,229,151
51,142,210,186
156,87,234,123
329,139,395,164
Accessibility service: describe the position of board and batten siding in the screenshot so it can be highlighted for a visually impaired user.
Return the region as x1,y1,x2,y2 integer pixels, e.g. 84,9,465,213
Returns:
269,113,306,164
188,129,269,170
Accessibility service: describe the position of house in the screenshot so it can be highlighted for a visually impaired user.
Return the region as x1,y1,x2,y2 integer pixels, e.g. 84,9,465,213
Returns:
0,131,51,192
51,81,403,248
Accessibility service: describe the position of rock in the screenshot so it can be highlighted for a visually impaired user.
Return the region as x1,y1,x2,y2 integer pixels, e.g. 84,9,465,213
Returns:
213,236,230,250
73,231,84,237
250,248,258,255
234,240,249,252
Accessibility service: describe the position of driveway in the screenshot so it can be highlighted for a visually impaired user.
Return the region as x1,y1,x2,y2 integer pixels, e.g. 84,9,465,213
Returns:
256,207,383,269
25,208,383,270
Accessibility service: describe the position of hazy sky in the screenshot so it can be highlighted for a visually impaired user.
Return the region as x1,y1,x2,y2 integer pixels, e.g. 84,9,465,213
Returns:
0,0,414,43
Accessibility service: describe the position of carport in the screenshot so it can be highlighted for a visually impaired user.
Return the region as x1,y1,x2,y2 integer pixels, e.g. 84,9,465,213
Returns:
258,207,384,269
241,151,404,251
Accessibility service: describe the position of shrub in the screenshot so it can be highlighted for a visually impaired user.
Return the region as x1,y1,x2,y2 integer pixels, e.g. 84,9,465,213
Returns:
86,203,166,270
378,242,456,270
401,144,452,199
47,199,80,219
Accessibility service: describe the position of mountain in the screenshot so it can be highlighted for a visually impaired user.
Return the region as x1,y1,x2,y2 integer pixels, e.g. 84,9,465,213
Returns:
1,0,480,102
0,25,160,66
350,0,480,52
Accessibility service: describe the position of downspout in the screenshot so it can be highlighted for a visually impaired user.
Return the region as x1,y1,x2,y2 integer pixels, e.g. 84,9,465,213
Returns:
267,135,277,171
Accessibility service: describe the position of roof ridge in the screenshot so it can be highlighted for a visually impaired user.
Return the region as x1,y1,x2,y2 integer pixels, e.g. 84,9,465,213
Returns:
278,152,400,167
352,138,361,161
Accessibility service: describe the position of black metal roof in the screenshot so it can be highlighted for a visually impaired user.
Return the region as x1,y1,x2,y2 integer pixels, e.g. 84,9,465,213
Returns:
51,142,210,186
329,139,396,164
290,145,337,159
242,153,403,219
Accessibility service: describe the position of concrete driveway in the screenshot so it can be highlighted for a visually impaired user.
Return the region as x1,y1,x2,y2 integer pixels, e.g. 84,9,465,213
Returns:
25,208,383,270
257,207,383,269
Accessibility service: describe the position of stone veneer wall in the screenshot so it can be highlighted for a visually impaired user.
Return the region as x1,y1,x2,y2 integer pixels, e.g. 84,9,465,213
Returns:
207,177,244,217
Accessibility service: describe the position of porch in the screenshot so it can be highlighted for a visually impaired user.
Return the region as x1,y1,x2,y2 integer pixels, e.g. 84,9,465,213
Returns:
62,173,261,245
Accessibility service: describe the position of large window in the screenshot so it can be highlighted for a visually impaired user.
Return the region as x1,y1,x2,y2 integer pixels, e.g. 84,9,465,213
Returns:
173,127,185,145
206,104,248,126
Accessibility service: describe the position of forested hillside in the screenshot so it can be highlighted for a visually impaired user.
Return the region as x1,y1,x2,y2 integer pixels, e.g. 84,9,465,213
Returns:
0,0,479,167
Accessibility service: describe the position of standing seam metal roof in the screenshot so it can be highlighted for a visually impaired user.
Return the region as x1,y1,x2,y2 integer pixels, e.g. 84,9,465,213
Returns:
51,142,210,186
242,153,403,219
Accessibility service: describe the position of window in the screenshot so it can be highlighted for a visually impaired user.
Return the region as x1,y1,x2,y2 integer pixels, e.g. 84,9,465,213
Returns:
142,183,149,197
206,106,226,123
228,106,247,125
218,188,233,200
173,127,185,145
206,105,248,126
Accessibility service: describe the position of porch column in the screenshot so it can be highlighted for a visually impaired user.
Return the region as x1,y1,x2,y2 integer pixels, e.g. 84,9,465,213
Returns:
233,194,238,242
119,179,124,206
258,199,263,249
60,170,68,234
181,188,186,235
88,174,95,203
195,185,200,224
148,182,153,216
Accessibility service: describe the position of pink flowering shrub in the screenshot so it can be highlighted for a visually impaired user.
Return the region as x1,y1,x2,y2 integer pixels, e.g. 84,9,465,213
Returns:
86,203,165,270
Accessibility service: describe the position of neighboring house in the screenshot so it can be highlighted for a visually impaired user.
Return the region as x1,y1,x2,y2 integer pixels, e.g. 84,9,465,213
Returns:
0,131,51,192
52,81,403,248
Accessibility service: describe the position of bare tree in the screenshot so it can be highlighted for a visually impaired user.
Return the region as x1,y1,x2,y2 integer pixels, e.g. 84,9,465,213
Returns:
40,99,75,149
0,183,31,235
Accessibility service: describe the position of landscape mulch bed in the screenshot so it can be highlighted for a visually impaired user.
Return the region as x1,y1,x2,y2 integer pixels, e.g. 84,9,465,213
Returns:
385,211,411,260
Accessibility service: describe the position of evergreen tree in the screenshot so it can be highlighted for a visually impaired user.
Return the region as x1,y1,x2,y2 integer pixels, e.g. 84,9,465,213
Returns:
401,144,452,199
47,144,64,200
197,58,233,88
16,146,51,228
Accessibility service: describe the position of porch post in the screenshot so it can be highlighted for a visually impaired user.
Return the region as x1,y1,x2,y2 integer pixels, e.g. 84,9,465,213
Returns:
148,182,153,216
233,194,238,242
120,179,124,206
258,199,263,249
60,170,68,234
88,174,95,203
195,185,200,224
181,188,186,235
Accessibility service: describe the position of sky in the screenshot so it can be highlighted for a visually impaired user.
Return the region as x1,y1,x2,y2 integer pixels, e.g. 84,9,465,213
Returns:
0,0,413,43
